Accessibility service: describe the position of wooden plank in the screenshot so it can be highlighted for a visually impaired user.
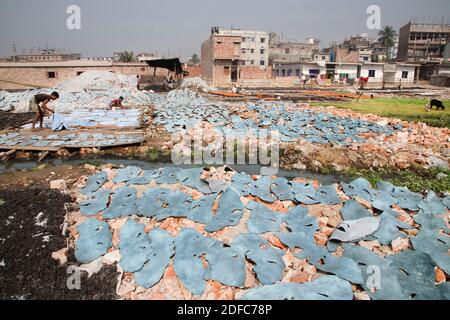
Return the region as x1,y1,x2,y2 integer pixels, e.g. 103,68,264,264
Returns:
38,151,50,162
0,145,60,151
64,139,144,149
1,149,16,160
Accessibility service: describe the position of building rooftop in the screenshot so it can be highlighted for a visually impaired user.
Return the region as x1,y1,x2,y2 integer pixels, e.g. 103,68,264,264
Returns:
0,61,148,68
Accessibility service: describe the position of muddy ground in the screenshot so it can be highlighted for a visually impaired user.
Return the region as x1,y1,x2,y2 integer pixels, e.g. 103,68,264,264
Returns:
0,177,119,299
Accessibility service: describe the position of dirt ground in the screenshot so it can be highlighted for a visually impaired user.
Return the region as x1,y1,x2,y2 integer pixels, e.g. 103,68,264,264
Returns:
0,176,119,300
0,111,34,130
0,164,90,189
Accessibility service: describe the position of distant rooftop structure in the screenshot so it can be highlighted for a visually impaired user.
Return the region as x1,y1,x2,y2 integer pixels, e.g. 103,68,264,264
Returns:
11,48,81,62
269,32,320,64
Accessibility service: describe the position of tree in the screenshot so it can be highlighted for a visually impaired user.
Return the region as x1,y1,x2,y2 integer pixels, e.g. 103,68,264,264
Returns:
190,53,200,64
378,26,397,51
118,51,135,62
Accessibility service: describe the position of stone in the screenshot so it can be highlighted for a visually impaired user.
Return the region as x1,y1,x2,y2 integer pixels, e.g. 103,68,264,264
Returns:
391,237,410,252
51,248,69,266
50,179,67,190
84,164,96,171
435,267,446,284
102,250,121,265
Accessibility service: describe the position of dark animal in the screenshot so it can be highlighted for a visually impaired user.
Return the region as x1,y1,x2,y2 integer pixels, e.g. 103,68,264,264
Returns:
429,99,445,110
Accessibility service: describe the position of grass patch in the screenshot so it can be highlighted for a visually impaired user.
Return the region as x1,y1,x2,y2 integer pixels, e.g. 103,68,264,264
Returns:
31,164,47,172
146,148,161,162
311,97,450,128
343,166,450,193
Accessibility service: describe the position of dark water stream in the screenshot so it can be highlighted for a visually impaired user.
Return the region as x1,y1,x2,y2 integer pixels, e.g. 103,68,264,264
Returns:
0,156,351,185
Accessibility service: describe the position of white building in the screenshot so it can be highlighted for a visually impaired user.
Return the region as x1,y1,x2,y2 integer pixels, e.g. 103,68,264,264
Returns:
274,61,326,79
360,62,384,83
383,63,418,84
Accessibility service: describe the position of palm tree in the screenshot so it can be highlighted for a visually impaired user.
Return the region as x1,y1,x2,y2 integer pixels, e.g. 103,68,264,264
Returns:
378,26,397,57
190,54,200,64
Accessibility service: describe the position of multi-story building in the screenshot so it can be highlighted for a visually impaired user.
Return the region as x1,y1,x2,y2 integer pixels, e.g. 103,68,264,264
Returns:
201,27,272,86
211,27,269,67
398,22,450,63
269,34,320,63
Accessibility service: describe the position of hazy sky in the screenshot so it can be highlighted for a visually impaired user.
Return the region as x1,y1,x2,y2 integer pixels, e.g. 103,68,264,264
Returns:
0,0,449,60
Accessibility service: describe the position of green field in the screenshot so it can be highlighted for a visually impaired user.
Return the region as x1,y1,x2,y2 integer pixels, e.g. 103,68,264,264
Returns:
313,97,450,128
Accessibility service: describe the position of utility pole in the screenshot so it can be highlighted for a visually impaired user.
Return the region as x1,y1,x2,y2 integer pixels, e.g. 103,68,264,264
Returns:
12,43,17,62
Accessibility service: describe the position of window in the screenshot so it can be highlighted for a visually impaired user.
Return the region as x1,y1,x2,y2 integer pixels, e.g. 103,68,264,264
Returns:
224,66,230,71
241,48,246,54
276,70,279,76
260,60,265,66
402,71,408,79
296,69,301,77
260,49,265,54
368,70,376,77
251,49,255,54
281,69,286,77
216,41,222,44
287,69,292,76
322,56,326,60
260,38,266,43
363,56,369,61
251,60,255,65
47,71,56,79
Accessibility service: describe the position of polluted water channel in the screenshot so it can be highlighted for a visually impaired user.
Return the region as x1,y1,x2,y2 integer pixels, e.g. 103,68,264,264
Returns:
0,156,351,185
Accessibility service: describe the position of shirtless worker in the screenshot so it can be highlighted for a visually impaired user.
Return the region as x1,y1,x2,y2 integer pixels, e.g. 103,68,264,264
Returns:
109,96,125,109
30,91,59,130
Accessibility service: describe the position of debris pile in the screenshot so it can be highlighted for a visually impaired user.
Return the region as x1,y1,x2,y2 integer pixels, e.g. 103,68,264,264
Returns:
180,77,216,93
0,71,158,113
62,165,449,300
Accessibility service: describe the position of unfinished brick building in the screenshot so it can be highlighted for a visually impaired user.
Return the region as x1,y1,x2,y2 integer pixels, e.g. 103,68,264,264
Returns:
201,28,272,86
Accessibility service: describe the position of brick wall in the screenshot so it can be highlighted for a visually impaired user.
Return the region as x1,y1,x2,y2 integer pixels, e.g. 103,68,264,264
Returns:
212,61,233,86
0,63,152,90
212,35,241,60
184,65,201,77
239,65,272,80
201,39,213,82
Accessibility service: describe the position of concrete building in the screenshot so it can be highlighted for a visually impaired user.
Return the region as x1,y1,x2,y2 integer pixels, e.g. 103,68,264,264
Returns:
269,34,320,63
273,61,326,79
398,22,450,63
326,62,360,83
383,63,417,84
0,60,153,90
201,27,272,86
136,53,162,63
11,48,81,62
212,27,269,67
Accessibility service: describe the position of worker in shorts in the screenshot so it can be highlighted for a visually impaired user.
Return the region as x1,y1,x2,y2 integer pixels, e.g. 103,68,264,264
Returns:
30,91,59,130
109,96,125,109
